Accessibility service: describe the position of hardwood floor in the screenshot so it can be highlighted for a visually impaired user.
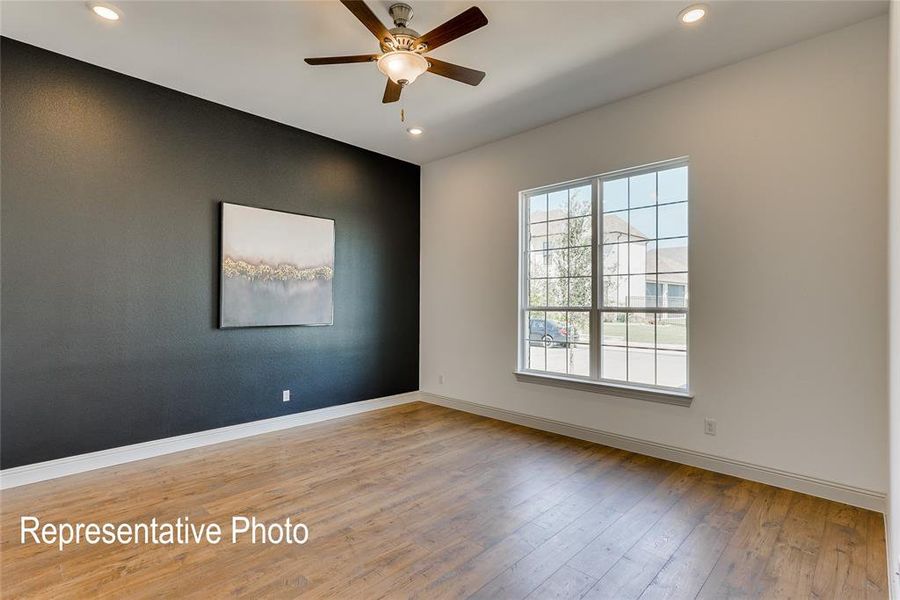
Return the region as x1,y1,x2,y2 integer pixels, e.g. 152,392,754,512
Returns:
0,402,888,599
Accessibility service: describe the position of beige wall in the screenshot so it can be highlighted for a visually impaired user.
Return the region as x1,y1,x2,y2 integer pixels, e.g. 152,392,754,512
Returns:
421,17,888,498
888,0,899,590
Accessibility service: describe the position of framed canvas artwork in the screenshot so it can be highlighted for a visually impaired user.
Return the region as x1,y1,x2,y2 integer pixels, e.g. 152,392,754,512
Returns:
220,202,334,328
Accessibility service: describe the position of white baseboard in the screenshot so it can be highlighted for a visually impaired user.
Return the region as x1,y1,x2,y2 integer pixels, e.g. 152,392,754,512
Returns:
421,392,886,513
0,391,420,490
5,391,885,513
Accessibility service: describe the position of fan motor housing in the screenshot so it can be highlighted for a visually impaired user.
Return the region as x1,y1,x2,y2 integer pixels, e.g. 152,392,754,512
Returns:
389,3,413,27
384,30,422,52
384,3,425,52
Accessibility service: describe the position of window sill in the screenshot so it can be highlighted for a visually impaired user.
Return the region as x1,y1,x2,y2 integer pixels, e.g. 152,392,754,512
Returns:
513,370,694,406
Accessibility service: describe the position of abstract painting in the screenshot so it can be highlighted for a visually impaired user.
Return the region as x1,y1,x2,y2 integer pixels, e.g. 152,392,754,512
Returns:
220,203,334,328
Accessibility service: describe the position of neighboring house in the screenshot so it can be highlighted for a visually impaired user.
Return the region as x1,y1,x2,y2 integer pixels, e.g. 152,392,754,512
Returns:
532,209,687,310
603,211,687,308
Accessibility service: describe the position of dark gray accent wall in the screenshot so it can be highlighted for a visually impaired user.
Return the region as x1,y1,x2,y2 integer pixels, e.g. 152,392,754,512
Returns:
0,38,420,469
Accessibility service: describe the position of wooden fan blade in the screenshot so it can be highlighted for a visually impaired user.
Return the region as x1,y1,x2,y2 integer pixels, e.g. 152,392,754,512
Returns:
304,54,378,65
382,79,402,103
415,7,487,51
426,58,485,86
340,0,395,45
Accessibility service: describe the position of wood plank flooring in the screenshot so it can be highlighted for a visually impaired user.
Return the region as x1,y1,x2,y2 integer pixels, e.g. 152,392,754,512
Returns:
0,402,888,599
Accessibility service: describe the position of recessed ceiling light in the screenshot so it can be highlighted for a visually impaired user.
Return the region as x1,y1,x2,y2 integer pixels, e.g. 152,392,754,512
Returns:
678,4,707,24
407,127,424,136
89,2,121,21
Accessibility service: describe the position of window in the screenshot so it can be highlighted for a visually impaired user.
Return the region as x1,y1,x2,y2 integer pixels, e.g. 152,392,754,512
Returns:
519,159,689,396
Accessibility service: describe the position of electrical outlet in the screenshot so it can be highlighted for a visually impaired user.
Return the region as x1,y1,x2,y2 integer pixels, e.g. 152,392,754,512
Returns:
704,418,717,436
438,374,445,385
282,390,290,402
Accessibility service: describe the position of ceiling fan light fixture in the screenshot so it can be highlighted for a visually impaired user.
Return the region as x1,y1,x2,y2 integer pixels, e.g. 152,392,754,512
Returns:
304,2,488,104
377,51,428,85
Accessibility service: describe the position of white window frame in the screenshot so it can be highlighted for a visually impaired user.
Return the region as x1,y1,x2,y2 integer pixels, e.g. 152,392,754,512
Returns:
515,158,692,405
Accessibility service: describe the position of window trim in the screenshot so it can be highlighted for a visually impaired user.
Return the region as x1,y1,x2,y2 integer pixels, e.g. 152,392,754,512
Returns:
516,157,692,403
512,370,693,405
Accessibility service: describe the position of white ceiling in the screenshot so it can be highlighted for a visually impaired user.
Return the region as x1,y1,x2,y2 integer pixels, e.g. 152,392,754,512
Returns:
1,1,887,164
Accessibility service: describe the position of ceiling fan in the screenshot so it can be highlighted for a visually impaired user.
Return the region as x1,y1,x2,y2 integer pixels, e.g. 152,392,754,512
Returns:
305,1,488,104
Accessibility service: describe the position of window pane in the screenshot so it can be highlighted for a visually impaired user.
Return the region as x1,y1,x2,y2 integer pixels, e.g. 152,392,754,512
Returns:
628,312,655,348
529,251,548,278
659,273,688,308
655,238,687,273
646,241,659,274
603,211,629,243
546,311,566,338
629,173,656,208
657,350,687,388
569,247,591,277
547,218,567,249
568,277,591,307
659,202,687,238
529,222,547,250
529,194,548,222
527,311,548,369
569,185,592,217
528,343,546,371
630,240,654,274
603,243,627,275
548,190,568,219
603,275,628,307
568,311,590,344
658,166,687,204
528,311,546,336
629,206,656,240
547,278,566,306
601,312,627,346
568,344,590,377
529,279,547,307
546,344,567,373
630,274,656,307
628,347,655,385
545,311,567,373
568,216,591,247
603,178,628,212
667,284,686,308
646,281,658,306
546,249,567,277
547,233,567,250
602,345,627,380
657,313,687,351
